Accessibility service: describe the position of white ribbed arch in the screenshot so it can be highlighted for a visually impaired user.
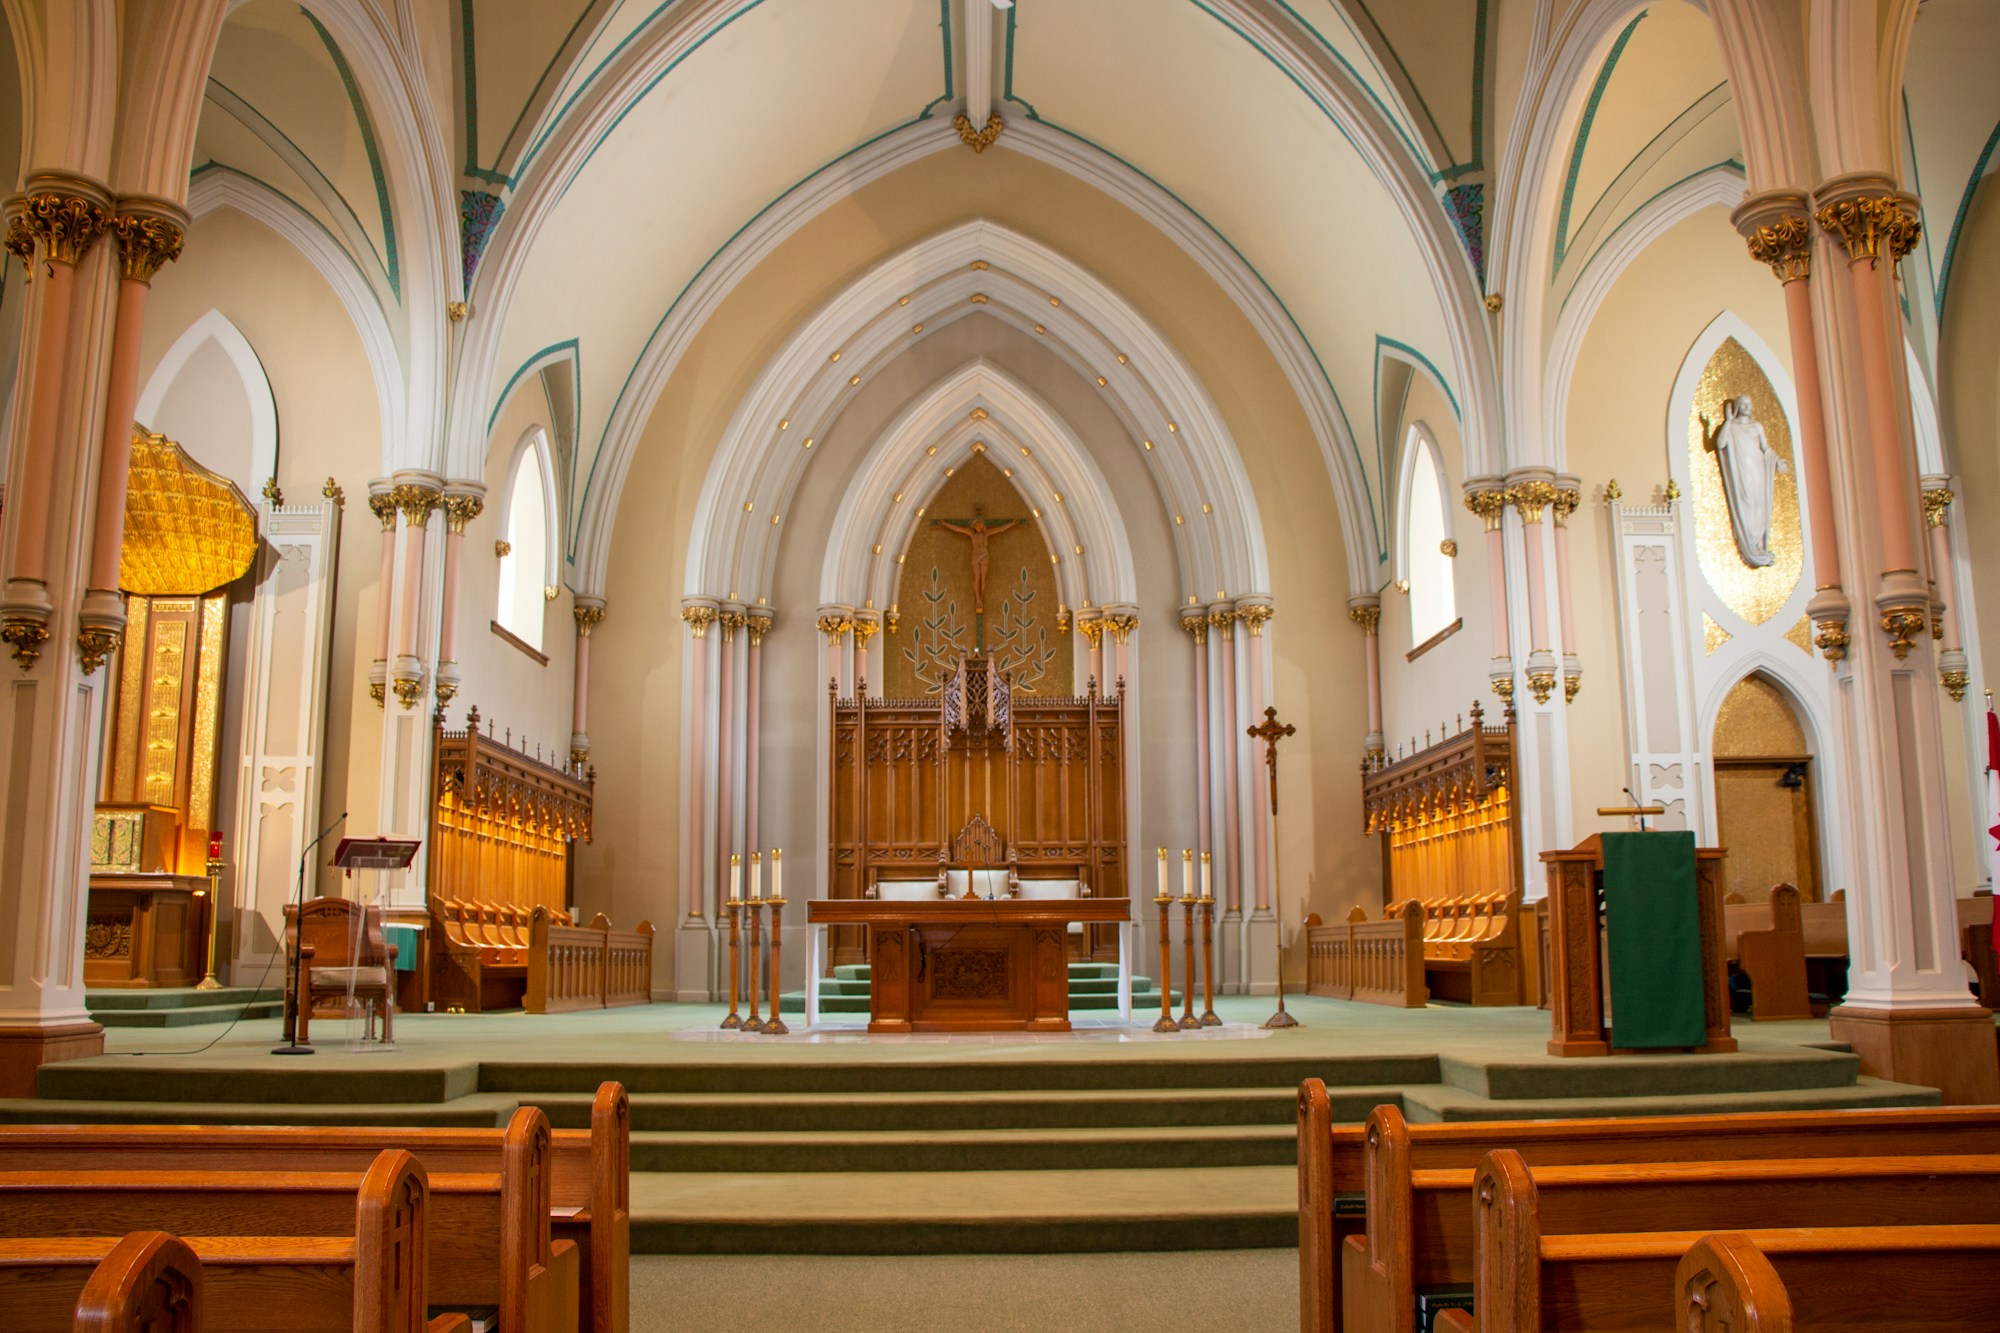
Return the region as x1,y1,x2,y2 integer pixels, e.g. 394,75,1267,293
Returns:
671,220,1266,608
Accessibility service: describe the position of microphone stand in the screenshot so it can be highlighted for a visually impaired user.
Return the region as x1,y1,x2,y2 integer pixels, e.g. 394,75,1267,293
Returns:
273,812,348,1056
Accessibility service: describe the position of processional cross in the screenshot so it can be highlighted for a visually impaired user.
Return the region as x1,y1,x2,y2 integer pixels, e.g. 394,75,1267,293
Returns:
1246,706,1300,1029
930,504,1026,615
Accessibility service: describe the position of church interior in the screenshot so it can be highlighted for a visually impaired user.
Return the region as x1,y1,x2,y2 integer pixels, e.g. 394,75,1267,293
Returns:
0,0,1997,1328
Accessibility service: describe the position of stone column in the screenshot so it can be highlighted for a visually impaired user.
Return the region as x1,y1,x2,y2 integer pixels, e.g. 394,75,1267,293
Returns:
1464,482,1514,704
676,598,718,1001
77,201,185,675
815,606,852,694
1077,607,1104,688
1921,484,1967,701
1181,611,1212,868
1735,193,1853,659
1237,597,1275,976
1551,480,1582,704
715,604,746,898
1506,475,1559,706
1807,178,1996,1103
388,477,441,710
0,175,118,1093
435,487,484,708
366,487,396,706
851,609,880,698
570,599,605,768
744,609,772,859
1347,596,1382,757
1103,606,1138,687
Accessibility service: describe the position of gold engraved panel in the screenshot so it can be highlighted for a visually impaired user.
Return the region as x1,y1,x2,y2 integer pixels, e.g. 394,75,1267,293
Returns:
1688,337,1802,625
142,616,189,806
111,597,150,798
187,592,228,832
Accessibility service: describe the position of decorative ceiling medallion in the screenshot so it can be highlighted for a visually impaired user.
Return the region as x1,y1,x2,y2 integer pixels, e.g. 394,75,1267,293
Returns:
1687,337,1802,626
1702,612,1731,656
119,427,258,596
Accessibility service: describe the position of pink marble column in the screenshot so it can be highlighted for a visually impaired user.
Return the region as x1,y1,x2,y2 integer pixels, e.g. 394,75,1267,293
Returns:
745,609,772,857
1551,482,1581,702
851,611,880,698
1182,612,1212,859
681,602,717,918
715,606,744,893
1923,493,1960,653
571,599,605,768
1238,600,1274,914
1347,598,1382,755
1514,495,1552,652
436,490,483,707
1465,484,1512,700
389,481,440,707
816,607,850,691
86,221,176,594
366,490,396,705
1104,608,1137,685
1210,604,1243,914
1079,609,1104,688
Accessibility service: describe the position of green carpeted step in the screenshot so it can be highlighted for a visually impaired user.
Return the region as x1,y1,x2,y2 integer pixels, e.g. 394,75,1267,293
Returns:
1400,1074,1940,1123
0,1094,523,1128
94,1001,285,1028
831,965,871,981
627,1165,1297,1254
87,988,280,1011
38,1059,481,1105
1438,1046,1866,1101
627,1124,1295,1173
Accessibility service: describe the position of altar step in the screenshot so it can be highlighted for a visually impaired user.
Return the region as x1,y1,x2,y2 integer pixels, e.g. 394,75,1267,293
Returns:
86,987,283,1028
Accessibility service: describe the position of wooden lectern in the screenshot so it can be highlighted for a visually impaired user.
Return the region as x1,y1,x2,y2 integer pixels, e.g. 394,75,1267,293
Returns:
1540,833,1736,1057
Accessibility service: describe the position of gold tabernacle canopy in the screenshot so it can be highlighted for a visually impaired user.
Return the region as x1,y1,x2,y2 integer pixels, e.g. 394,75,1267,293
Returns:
119,426,259,596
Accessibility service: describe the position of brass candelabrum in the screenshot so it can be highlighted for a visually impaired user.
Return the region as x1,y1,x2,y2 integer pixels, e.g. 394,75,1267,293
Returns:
721,888,743,1030
1179,866,1200,1031
195,854,225,991
762,889,788,1035
1153,849,1178,1033
1199,852,1219,1026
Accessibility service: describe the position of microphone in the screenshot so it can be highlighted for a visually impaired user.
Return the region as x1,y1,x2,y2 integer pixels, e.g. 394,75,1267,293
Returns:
304,812,349,861
276,811,349,1056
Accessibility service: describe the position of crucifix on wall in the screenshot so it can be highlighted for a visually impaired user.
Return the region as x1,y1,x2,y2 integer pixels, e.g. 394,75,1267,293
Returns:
930,504,1026,615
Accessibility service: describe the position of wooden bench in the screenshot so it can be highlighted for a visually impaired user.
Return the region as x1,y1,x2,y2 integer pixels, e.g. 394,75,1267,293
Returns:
1436,1150,2000,1330
1296,1088,2000,1333
431,898,542,1012
0,1150,472,1332
0,1103,590,1333
71,1231,202,1333
1667,1228,2000,1332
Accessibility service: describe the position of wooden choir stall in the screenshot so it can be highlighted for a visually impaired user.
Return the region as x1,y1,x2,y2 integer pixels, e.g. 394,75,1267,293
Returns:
1312,702,1528,1008
416,707,653,1013
808,655,1130,1031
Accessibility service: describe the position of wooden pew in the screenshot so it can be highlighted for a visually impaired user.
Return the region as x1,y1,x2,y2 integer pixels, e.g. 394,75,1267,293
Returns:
1733,884,1813,1020
71,1231,201,1333
0,1150,472,1333
430,898,532,1012
1673,1233,1793,1333
0,1106,580,1333
1295,1087,2000,1333
1437,1150,2000,1330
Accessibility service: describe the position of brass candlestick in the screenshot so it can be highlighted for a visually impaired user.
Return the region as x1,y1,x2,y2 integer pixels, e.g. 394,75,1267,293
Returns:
1179,875,1200,1031
743,897,766,1032
1199,864,1219,1026
1248,706,1300,1030
762,892,789,1035
1153,848,1178,1033
721,896,743,1029
195,853,225,990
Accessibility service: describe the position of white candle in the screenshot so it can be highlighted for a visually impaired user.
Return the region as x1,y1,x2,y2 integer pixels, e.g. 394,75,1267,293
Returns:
772,849,783,899
1201,851,1212,900
1182,848,1193,900
729,853,741,903
1157,847,1168,897
750,852,762,900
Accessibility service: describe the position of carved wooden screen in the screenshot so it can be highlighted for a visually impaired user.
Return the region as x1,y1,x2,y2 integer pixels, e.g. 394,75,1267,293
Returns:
1361,700,1520,905
828,665,1125,963
430,707,594,915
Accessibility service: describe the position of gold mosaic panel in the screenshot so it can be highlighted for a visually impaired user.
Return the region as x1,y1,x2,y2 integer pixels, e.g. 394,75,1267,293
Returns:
187,591,228,833
119,428,257,596
1703,612,1731,656
141,616,188,806
1688,337,1802,626
1714,671,1808,757
1784,615,1814,656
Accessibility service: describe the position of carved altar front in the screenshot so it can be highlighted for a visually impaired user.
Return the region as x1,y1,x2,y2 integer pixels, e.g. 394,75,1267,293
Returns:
826,656,1126,965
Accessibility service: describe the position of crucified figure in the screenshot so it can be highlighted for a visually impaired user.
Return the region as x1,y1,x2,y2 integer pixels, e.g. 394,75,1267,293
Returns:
932,505,1024,612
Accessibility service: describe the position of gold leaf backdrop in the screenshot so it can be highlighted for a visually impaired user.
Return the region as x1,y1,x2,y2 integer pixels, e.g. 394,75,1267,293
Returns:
1687,337,1802,626
886,453,1071,698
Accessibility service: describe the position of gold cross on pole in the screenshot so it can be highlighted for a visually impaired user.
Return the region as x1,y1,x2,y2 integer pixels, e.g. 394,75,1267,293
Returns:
1245,706,1299,1029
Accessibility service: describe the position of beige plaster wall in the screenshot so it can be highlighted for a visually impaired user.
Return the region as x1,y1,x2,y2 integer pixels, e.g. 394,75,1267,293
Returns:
581,148,1374,985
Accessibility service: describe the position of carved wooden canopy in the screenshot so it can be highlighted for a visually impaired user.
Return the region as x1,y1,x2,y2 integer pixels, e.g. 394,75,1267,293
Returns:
432,706,594,840
1362,700,1515,834
119,427,258,596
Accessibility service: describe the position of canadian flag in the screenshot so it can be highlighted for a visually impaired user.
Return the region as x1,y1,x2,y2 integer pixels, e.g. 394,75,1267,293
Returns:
1987,701,2000,951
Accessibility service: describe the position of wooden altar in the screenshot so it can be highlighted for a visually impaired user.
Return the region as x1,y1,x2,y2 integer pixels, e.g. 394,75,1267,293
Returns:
805,898,1131,1031
826,655,1126,965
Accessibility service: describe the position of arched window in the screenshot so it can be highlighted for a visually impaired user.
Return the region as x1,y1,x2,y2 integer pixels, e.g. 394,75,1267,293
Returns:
1402,428,1456,645
497,435,552,651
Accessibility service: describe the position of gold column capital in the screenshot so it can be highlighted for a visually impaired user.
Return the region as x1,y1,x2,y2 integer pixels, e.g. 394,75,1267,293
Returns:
109,212,184,284
1507,480,1559,524
391,483,442,525
1206,607,1235,641
1103,611,1139,645
746,608,774,645
682,605,717,639
1236,600,1274,636
1814,186,1922,265
442,494,485,534
1734,194,1814,283
717,609,747,640
1464,487,1508,531
815,613,851,643
1347,603,1380,636
23,189,109,267
1550,487,1582,528
1180,610,1208,644
4,213,32,273
368,491,398,532
1922,486,1954,529
851,615,881,646
75,625,120,676
574,604,606,636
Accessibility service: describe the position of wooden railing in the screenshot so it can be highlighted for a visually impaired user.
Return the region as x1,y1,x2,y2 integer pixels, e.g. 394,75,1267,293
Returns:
527,909,654,1013
1307,905,1427,1007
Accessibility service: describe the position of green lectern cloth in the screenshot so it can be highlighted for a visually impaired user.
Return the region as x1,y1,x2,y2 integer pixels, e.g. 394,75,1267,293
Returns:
1601,830,1705,1049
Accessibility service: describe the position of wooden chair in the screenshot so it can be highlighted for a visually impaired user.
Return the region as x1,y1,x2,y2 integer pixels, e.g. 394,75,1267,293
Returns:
70,1231,201,1333
0,1087,626,1333
283,898,397,1044
1296,1090,2000,1333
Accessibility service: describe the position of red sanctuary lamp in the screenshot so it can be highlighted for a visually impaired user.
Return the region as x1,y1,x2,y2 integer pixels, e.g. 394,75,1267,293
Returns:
195,831,225,991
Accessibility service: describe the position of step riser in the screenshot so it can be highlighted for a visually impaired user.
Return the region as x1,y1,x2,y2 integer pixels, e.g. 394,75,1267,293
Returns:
630,1138,1295,1173
566,1102,1297,1133
95,1003,284,1029
86,989,280,1012
627,1215,1296,1256
39,1066,479,1105
1438,1051,1864,1100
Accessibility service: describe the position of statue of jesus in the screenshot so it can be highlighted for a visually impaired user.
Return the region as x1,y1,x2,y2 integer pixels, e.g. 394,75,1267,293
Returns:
1701,394,1789,568
932,506,1024,612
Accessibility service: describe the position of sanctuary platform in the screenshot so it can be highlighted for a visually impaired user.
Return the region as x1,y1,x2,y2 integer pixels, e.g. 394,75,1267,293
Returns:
0,994,1952,1256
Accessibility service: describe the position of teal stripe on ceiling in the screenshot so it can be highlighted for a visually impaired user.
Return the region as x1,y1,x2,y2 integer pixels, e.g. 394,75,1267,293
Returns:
1935,118,2000,321
301,9,401,300
1554,11,1645,275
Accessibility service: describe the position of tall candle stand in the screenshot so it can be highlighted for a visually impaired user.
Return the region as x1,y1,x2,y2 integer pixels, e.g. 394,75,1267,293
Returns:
1178,851,1200,1030
195,843,225,991
762,884,789,1035
743,893,766,1033
1153,848,1178,1033
722,889,743,1030
1199,851,1220,1026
